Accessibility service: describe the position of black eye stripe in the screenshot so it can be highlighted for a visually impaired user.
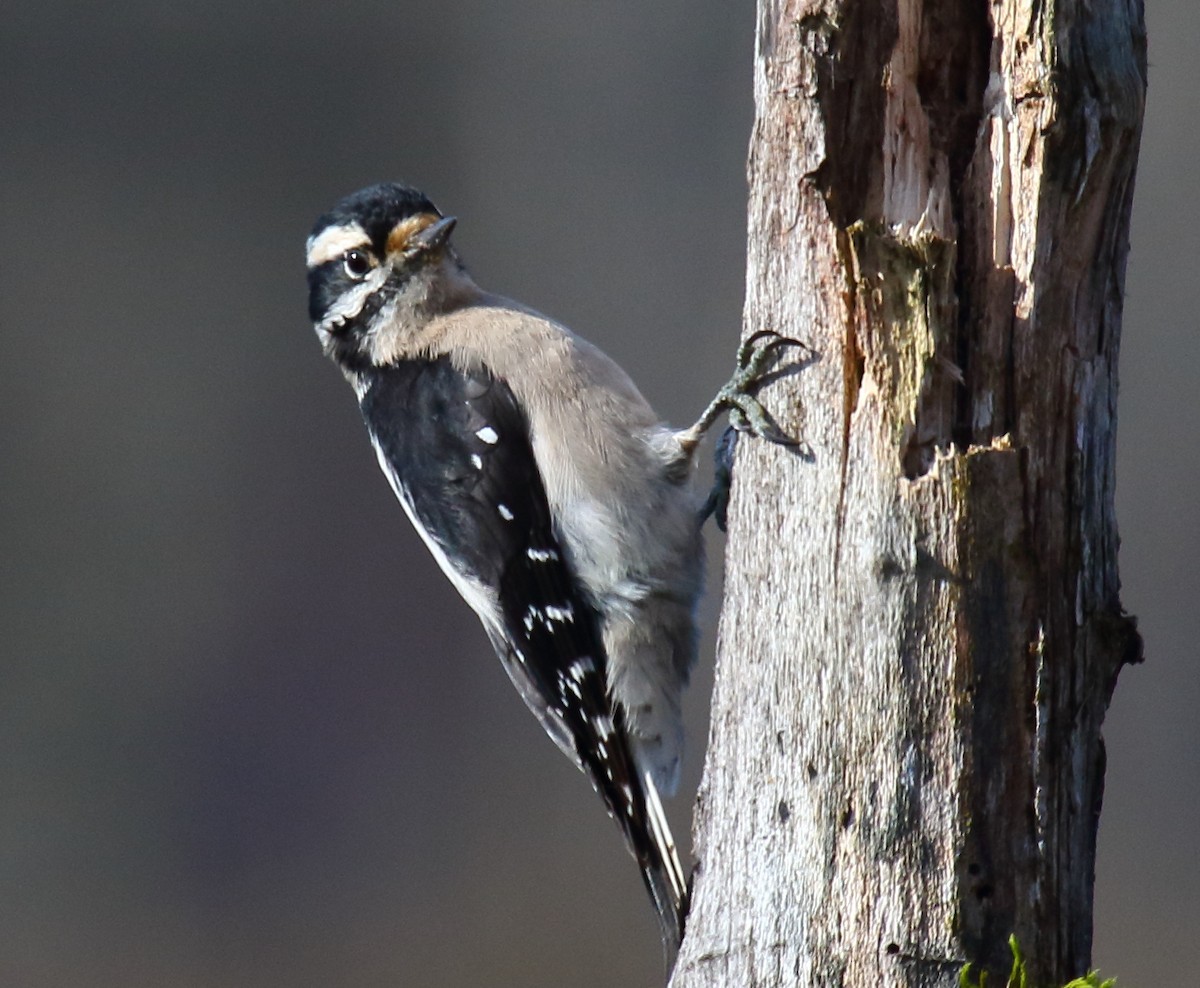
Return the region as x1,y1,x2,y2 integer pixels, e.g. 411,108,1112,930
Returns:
311,257,351,281
307,259,395,330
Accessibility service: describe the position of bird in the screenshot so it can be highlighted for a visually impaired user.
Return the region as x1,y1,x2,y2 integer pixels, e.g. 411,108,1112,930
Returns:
304,182,798,966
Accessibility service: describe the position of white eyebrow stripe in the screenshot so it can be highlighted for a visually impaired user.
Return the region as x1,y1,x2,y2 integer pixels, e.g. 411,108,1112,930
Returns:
306,223,370,268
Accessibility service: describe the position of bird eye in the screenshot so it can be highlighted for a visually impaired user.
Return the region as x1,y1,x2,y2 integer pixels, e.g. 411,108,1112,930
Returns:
343,249,373,279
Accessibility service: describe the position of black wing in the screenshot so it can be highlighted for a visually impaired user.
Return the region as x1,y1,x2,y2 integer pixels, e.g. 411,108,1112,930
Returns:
359,356,686,954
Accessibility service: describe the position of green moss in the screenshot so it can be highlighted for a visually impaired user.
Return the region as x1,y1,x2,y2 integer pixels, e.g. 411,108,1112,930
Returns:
960,936,1116,988
844,222,956,449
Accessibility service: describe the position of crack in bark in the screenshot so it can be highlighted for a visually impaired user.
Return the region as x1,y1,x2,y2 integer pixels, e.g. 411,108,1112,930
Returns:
833,226,864,577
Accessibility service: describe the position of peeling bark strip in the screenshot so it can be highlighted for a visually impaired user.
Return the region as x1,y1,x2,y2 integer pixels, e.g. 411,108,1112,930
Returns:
672,1,1145,987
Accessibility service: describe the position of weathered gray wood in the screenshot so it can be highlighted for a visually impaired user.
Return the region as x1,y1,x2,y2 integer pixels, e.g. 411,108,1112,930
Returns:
671,1,1145,986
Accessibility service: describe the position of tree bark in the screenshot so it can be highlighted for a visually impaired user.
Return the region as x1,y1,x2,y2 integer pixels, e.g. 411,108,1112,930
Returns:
672,2,1145,986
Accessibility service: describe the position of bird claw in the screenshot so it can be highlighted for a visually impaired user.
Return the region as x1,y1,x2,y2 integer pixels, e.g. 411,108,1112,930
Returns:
735,329,807,380
724,390,799,447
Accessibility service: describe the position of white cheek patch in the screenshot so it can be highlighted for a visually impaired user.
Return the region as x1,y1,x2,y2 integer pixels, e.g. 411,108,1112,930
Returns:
317,266,390,333
306,222,370,268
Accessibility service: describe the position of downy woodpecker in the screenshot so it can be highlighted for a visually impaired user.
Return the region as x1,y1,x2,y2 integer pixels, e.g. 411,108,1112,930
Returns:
305,183,797,964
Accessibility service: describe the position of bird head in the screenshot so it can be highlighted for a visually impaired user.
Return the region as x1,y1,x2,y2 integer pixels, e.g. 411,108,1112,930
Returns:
306,183,465,371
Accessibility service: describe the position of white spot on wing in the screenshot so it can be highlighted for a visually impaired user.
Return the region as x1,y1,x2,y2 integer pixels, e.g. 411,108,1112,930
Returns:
470,454,483,469
543,604,574,624
476,425,499,444
524,604,543,632
527,547,559,562
497,504,514,521
569,657,595,681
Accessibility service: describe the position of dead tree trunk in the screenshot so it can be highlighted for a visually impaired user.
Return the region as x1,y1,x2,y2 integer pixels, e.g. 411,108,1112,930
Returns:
672,2,1145,986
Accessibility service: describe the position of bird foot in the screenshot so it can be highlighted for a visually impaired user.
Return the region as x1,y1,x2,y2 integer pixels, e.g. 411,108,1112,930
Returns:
693,330,811,530
687,330,808,447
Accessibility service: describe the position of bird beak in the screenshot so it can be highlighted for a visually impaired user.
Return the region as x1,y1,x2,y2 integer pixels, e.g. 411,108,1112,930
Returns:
411,215,457,254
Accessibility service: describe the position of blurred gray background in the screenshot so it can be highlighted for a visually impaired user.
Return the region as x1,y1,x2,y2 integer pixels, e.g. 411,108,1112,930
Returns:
1,3,1193,986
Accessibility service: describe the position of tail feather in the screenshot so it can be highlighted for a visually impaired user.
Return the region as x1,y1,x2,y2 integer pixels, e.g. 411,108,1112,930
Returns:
637,767,688,970
586,706,689,969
